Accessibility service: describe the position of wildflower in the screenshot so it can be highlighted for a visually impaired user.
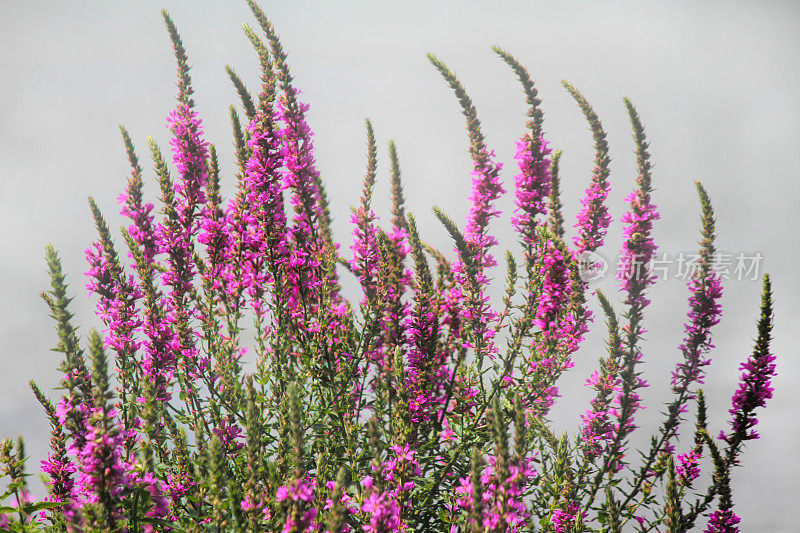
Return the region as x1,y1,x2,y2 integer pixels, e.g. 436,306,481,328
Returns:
676,449,701,486
671,274,722,393
277,475,320,533
721,275,776,444
361,490,402,532
40,453,76,502
563,81,612,255
276,89,330,319
212,415,245,454
350,121,381,302
552,501,583,533
511,134,552,246
428,54,505,363
661,182,723,460
705,509,741,533
607,98,659,469
118,127,159,264
455,454,534,531
534,240,570,332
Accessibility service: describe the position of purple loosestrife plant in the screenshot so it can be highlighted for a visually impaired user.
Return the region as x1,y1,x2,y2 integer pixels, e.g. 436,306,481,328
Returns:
562,81,612,257
1,3,778,532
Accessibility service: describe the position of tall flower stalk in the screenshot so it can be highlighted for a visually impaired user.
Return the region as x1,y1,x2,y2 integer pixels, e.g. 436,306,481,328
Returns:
607,98,660,472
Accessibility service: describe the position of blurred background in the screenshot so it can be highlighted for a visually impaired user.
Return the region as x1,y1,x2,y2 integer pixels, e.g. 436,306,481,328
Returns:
1,0,798,529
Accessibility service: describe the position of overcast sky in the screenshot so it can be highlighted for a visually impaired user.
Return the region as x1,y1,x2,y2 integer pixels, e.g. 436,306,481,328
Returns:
1,1,798,529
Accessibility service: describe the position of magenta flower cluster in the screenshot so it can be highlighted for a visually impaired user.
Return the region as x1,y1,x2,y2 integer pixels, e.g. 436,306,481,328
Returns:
0,5,777,533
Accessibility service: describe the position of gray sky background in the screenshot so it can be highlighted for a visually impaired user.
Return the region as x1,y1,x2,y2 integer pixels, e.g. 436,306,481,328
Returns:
1,0,798,530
